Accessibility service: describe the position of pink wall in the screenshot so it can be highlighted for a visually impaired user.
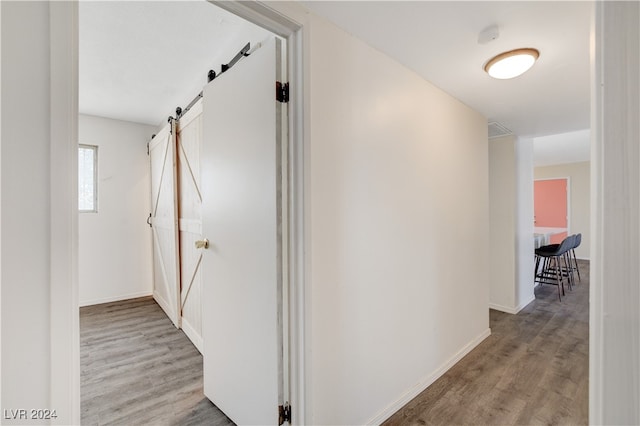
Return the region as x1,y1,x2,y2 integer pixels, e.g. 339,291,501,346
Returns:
534,178,567,244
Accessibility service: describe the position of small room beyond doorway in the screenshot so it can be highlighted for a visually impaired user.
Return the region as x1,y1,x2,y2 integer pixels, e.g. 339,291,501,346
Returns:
77,1,279,423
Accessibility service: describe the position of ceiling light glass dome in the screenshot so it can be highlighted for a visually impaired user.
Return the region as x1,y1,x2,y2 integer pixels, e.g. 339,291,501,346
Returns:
484,48,540,79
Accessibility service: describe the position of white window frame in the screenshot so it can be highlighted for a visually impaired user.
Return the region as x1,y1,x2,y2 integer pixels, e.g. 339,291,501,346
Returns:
78,144,98,213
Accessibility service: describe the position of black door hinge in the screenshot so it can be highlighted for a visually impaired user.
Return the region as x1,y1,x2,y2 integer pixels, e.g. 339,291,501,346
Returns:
147,213,152,228
276,82,289,103
147,142,150,155
278,403,291,425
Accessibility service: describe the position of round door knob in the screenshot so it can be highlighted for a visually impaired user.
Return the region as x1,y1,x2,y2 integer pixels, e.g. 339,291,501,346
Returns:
195,239,209,249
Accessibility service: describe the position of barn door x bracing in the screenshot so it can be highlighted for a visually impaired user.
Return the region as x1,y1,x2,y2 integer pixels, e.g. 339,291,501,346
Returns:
176,101,204,352
149,121,181,328
201,36,286,425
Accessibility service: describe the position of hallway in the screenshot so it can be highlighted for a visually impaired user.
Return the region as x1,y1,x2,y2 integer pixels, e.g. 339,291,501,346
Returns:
385,261,589,425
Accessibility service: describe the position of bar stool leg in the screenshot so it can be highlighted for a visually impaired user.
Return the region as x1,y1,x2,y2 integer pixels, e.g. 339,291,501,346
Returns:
563,251,573,291
554,256,563,301
572,248,581,282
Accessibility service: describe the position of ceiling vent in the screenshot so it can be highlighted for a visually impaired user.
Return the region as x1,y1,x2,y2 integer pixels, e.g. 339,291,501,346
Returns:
488,121,513,139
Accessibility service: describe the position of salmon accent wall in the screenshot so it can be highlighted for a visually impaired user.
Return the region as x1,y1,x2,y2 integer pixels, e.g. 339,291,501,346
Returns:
534,178,568,244
534,162,590,259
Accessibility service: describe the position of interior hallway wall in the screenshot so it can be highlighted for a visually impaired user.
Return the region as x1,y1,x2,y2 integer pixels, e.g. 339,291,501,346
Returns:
306,15,490,425
515,138,535,311
488,135,534,313
489,136,517,311
78,114,155,306
535,161,590,259
1,1,53,418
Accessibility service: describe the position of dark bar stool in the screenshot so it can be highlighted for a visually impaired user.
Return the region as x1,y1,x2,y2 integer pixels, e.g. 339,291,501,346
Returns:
570,233,582,282
534,235,575,300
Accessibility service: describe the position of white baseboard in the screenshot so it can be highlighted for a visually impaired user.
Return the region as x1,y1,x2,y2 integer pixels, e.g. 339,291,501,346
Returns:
79,290,152,307
490,294,536,315
516,295,536,313
181,317,203,354
489,302,518,314
366,327,492,425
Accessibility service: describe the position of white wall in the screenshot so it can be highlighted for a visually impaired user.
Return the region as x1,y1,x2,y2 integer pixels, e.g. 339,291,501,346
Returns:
1,1,52,419
2,3,79,421
488,135,534,313
306,16,490,425
534,161,590,259
78,115,155,306
489,136,517,311
515,138,535,311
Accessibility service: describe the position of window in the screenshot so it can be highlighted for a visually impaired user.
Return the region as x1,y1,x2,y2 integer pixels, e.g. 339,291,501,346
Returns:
79,145,98,212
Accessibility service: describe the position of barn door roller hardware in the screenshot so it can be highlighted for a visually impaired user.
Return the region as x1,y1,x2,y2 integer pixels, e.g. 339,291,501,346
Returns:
221,42,251,74
169,42,253,121
147,134,156,155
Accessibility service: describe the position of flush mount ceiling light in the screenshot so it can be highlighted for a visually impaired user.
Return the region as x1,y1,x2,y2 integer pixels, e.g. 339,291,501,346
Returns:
484,48,540,79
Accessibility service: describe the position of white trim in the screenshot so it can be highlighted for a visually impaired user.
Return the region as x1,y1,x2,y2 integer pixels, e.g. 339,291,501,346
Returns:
181,317,203,354
590,2,640,424
489,303,518,314
209,2,307,423
516,295,536,313
590,4,603,421
79,291,153,308
366,328,492,425
0,1,3,410
489,294,535,315
49,2,80,424
209,1,298,37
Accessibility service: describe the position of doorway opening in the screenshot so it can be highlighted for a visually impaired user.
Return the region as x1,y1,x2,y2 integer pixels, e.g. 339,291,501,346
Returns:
77,1,302,424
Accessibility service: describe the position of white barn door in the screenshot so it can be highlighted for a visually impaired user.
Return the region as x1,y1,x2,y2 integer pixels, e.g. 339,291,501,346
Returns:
176,101,204,352
201,36,283,424
149,121,181,328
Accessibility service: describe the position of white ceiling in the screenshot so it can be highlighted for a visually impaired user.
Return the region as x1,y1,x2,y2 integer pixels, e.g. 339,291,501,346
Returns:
79,1,271,127
533,129,590,167
80,1,591,165
301,1,591,138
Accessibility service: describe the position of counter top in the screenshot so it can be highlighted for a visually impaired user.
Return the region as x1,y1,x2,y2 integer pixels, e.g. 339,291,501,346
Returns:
534,227,567,235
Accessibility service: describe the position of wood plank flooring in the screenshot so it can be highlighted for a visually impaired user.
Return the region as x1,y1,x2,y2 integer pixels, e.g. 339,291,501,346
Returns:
384,260,589,426
83,262,588,425
80,297,233,426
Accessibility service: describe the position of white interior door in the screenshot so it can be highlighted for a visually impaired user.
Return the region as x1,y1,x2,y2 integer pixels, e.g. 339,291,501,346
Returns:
149,120,181,328
177,101,204,352
202,36,283,425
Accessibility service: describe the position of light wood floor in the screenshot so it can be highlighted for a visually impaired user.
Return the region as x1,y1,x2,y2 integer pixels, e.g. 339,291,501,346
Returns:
82,262,588,426
80,297,234,426
384,260,589,426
